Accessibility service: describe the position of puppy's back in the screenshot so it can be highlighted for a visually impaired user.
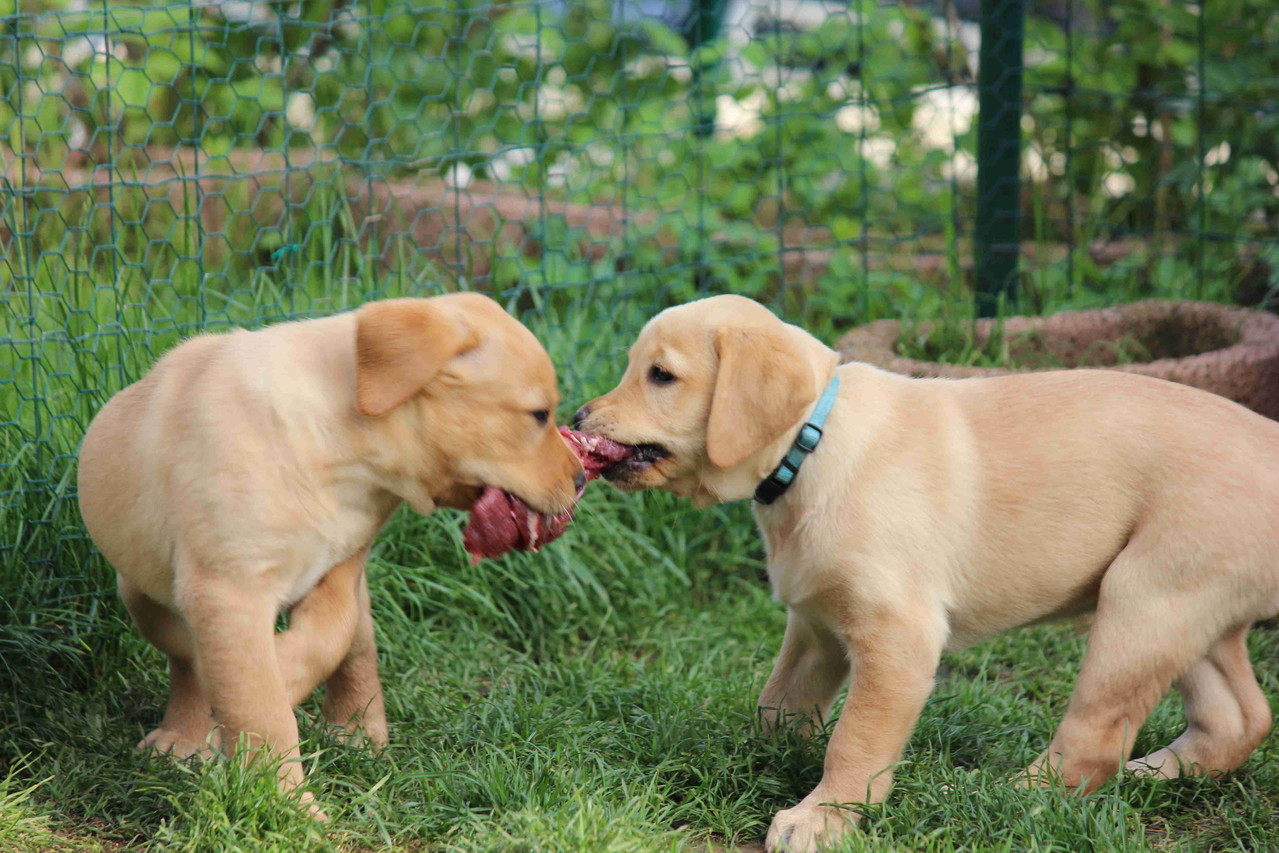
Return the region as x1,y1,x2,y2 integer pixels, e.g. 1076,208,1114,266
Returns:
955,367,1279,541
78,332,234,598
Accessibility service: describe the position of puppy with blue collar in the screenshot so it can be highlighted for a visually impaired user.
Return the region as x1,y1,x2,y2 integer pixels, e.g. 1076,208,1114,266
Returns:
574,294,1279,852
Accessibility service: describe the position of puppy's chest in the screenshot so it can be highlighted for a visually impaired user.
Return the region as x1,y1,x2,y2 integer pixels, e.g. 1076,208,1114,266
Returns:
758,517,837,607
278,493,395,608
283,543,348,608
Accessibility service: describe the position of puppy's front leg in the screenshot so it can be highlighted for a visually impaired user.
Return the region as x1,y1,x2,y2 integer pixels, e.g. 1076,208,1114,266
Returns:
765,601,945,853
759,608,849,736
276,552,366,707
274,552,387,747
322,566,388,748
179,569,307,795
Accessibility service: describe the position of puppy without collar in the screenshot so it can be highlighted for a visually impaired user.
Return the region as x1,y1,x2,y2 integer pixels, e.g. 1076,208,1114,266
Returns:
78,294,583,804
576,294,1279,852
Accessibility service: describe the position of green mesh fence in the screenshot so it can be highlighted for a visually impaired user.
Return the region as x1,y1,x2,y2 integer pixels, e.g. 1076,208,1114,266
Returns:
2,0,1278,581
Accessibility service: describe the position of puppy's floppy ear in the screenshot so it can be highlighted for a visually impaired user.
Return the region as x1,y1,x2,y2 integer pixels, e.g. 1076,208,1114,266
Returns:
355,298,480,417
707,325,817,469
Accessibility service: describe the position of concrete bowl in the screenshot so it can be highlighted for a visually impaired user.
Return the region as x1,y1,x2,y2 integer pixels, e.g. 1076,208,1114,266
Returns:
834,300,1279,419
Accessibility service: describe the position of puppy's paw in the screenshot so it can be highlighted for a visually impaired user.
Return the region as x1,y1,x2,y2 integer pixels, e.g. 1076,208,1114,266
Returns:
1126,748,1192,780
1018,751,1111,793
1016,750,1059,789
298,789,329,822
328,720,388,753
138,726,218,760
758,706,819,739
765,799,857,852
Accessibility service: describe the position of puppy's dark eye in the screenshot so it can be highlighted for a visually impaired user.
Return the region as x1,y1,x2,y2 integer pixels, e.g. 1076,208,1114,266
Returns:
648,365,675,386
531,410,549,426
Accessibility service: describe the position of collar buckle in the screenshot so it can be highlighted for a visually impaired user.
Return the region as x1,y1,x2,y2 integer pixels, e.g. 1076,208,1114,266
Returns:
752,373,840,506
794,423,822,453
772,459,798,486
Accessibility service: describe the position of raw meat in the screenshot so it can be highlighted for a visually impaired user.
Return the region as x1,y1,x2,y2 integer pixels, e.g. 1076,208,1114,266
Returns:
461,427,633,562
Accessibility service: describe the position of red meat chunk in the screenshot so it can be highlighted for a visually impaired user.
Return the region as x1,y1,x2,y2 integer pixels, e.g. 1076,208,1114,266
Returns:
461,427,633,562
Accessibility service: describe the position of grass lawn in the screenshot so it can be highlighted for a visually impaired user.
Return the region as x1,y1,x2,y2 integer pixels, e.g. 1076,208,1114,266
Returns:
4,267,1279,852
6,488,1279,852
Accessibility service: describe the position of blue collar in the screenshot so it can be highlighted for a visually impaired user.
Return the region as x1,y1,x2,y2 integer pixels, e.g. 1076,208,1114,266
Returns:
753,373,841,505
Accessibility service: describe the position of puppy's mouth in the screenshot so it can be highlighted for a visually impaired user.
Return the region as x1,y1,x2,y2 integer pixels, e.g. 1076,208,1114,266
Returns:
436,483,485,511
600,442,670,481
460,428,630,563
563,429,639,477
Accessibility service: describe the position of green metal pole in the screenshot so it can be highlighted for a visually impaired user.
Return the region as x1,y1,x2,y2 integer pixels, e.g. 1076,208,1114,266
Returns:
684,0,727,47
975,0,1026,317
686,0,727,138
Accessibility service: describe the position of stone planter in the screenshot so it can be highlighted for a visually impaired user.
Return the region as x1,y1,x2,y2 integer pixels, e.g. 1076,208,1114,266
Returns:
834,300,1279,420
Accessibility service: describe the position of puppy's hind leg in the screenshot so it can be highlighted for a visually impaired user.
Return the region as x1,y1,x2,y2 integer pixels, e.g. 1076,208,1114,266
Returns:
119,576,220,759
1127,624,1271,780
1024,543,1227,793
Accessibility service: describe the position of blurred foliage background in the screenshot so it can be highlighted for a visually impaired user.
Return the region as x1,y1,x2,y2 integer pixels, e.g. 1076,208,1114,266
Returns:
2,0,1277,602
2,1,1278,845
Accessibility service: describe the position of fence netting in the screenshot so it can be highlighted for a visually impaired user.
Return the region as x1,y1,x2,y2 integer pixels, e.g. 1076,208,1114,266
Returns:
2,0,1277,581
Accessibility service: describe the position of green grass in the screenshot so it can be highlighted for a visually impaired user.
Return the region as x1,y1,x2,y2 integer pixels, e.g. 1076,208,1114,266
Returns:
4,216,1279,851
896,315,1160,370
8,491,1279,852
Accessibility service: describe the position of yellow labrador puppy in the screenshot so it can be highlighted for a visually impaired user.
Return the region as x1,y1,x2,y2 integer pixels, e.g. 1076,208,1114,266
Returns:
78,294,584,801
575,294,1279,852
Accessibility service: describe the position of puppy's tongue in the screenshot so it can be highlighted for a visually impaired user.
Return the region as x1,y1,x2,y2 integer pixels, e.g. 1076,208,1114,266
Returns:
461,428,633,563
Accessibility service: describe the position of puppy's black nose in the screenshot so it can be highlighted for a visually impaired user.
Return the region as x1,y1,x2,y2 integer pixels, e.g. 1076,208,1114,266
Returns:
573,470,587,491
572,405,591,429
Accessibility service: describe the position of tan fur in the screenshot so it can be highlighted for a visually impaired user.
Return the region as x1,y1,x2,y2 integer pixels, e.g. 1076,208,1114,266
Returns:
707,326,819,469
78,293,582,803
354,298,482,417
578,294,1279,852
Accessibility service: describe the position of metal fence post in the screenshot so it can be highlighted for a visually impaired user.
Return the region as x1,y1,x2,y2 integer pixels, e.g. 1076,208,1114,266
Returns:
684,0,727,50
975,0,1026,316
686,0,727,138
